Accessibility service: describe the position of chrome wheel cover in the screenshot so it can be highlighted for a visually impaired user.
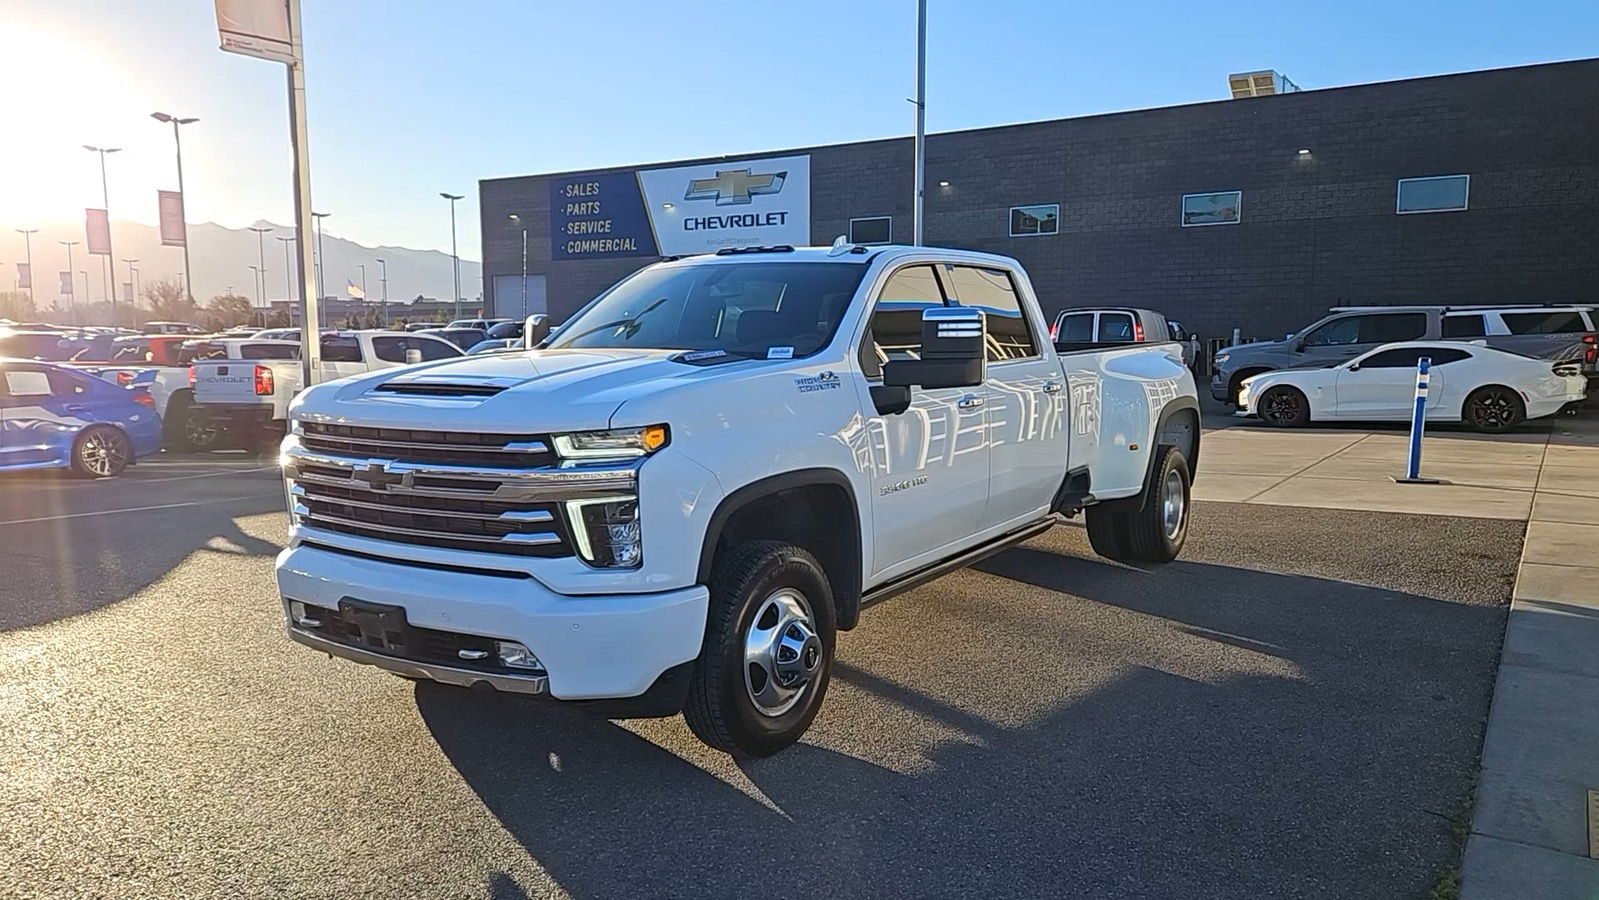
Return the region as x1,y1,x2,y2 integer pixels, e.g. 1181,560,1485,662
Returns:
743,588,823,717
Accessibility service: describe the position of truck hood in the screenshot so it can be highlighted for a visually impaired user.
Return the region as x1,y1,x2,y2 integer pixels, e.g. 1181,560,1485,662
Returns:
290,347,752,433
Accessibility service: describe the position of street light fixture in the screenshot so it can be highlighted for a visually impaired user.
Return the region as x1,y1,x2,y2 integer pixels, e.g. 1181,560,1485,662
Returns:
82,144,122,312
440,192,464,318
14,228,38,308
151,112,199,300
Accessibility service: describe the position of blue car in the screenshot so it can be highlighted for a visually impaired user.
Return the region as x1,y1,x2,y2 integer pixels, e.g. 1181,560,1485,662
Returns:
0,359,163,478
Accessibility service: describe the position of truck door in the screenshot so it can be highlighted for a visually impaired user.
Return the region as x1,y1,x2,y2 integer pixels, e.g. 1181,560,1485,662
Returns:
855,264,992,579
940,264,1067,530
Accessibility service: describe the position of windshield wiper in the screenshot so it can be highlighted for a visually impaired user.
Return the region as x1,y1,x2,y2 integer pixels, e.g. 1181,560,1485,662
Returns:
553,297,670,345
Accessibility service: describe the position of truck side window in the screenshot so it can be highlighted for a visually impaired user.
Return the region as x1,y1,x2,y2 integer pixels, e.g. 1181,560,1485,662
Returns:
1098,313,1136,342
1302,316,1362,346
1056,313,1093,342
1360,313,1428,343
1442,314,1486,337
1502,311,1587,334
944,265,1040,361
859,265,948,379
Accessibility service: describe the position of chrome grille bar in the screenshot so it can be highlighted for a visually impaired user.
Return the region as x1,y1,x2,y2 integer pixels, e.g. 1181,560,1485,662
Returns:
294,505,563,548
289,484,555,524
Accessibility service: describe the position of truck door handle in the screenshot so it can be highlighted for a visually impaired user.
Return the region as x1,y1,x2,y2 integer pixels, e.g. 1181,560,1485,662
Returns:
957,394,984,410
1042,380,1063,394
63,404,87,412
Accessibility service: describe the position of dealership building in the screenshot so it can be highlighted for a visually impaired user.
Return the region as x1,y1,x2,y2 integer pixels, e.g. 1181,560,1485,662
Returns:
478,58,1599,343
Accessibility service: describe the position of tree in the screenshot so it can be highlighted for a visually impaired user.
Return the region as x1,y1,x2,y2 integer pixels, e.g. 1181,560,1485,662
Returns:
0,290,35,322
205,292,254,329
142,277,197,324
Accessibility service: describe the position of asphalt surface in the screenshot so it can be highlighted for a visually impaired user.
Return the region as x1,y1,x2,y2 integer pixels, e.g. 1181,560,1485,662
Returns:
0,458,1519,899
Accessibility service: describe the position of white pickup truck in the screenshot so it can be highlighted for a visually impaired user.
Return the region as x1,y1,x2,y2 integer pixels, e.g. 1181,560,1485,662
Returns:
274,245,1201,756
190,330,462,449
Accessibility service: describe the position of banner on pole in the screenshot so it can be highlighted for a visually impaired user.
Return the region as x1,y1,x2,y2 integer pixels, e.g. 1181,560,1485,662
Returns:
59,271,73,295
86,208,112,255
16,263,30,290
158,191,186,246
216,0,293,64
345,279,365,299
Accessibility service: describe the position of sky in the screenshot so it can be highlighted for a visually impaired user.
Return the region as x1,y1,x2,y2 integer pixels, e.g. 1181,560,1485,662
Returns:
3,0,1596,267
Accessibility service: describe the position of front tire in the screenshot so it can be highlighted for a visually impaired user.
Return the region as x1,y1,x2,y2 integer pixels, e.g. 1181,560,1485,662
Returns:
1464,386,1525,434
684,540,835,757
1084,447,1191,564
71,426,132,479
1258,385,1311,427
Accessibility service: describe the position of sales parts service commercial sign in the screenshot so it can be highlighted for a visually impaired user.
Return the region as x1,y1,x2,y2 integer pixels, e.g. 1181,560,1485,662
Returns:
550,154,811,260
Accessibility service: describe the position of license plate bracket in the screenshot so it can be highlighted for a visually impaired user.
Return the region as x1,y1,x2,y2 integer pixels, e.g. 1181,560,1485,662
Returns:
338,597,410,652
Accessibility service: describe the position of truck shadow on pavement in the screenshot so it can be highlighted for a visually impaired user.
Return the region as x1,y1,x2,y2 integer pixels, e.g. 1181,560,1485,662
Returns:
0,475,282,631
419,508,1514,900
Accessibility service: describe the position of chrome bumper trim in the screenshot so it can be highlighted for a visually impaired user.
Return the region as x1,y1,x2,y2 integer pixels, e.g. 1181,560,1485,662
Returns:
287,626,550,695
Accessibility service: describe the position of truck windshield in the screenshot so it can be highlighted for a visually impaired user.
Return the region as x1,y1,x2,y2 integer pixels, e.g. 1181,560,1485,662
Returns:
547,261,868,357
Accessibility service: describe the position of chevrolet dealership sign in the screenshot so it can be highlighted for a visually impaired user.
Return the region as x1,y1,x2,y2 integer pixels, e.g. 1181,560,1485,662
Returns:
550,154,811,259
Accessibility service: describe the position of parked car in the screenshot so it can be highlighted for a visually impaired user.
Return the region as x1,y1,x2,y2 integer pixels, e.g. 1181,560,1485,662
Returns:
1213,305,1599,406
0,330,80,361
273,245,1201,756
467,338,521,354
403,322,443,332
420,327,489,350
0,359,162,477
1240,341,1586,433
190,329,463,448
446,317,511,331
141,321,207,335
1050,307,1197,368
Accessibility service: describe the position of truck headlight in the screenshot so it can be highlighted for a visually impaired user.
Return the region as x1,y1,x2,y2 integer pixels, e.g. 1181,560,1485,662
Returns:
1213,352,1230,366
552,425,668,461
565,495,641,567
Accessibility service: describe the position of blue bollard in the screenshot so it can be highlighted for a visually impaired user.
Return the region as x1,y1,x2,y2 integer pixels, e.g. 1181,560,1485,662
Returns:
1393,356,1447,485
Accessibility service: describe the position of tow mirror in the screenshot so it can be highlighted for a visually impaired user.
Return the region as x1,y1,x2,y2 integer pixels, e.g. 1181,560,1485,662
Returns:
524,314,550,348
882,307,986,390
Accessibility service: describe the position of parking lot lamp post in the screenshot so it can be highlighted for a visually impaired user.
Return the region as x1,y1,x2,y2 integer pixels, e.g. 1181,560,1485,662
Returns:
440,192,463,318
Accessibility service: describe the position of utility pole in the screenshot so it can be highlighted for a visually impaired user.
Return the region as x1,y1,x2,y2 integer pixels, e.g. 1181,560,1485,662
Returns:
912,0,927,246
60,240,79,321
509,213,529,317
276,235,295,302
440,192,463,318
123,259,138,304
248,225,271,309
311,211,330,325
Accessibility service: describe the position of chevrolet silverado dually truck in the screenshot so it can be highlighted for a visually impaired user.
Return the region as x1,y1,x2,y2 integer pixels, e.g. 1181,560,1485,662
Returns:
275,244,1201,756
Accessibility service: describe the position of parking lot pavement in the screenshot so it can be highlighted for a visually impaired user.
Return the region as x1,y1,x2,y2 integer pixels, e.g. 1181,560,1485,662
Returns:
0,468,1518,899
0,457,282,631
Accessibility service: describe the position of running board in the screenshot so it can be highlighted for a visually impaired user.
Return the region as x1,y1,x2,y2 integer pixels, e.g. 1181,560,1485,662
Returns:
861,518,1058,610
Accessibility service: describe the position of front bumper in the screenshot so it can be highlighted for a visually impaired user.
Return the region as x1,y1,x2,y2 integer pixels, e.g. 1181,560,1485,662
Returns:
276,542,708,700
1209,372,1231,402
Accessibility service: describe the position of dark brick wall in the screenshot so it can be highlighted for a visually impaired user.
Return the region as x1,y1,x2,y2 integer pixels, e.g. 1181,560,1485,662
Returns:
480,59,1599,342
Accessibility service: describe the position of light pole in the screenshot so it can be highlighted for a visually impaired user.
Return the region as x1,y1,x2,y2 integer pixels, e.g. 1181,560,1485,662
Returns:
911,0,927,246
248,225,271,303
311,211,330,306
358,263,367,322
508,213,529,318
376,257,389,325
82,144,122,310
15,228,37,308
78,271,88,316
128,261,140,304
150,113,198,301
276,235,296,306
59,240,79,320
440,192,463,318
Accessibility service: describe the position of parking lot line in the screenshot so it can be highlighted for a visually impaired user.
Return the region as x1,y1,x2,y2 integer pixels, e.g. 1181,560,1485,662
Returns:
0,492,280,527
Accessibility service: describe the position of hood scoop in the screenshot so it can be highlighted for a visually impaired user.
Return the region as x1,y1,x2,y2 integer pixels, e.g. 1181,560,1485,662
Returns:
371,372,525,398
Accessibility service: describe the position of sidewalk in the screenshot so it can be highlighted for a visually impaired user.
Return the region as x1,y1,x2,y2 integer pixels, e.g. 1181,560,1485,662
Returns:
1193,414,1599,896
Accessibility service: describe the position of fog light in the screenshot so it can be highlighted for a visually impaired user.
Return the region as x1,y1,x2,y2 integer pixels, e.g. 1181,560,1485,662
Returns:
496,641,543,671
565,495,642,568
289,601,322,629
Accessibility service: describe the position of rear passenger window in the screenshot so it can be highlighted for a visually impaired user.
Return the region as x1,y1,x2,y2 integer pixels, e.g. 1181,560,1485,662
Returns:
1359,313,1427,343
4,370,53,397
943,265,1039,361
1502,312,1587,335
1098,313,1136,342
1056,314,1093,342
321,338,362,363
241,343,298,360
1442,315,1486,338
418,338,462,360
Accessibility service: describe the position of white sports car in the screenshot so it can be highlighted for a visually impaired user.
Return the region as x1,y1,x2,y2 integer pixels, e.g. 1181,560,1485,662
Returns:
1240,341,1586,433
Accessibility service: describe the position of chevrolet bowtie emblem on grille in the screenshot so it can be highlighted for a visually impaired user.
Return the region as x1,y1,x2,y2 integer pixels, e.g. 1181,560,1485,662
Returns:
355,460,409,492
684,168,786,206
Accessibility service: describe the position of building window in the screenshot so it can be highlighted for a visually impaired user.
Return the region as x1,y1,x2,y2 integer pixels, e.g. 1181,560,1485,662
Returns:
849,216,892,245
1181,191,1242,226
1009,204,1059,237
1397,175,1469,214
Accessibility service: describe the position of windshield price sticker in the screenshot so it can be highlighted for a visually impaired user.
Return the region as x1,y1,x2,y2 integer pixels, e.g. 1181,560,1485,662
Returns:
767,346,795,359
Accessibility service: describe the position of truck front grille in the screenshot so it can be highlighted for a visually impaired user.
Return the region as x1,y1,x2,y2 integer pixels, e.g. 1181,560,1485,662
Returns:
283,430,639,562
300,422,552,468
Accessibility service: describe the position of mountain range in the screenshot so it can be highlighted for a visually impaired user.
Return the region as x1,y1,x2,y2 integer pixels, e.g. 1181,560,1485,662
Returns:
3,219,481,309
